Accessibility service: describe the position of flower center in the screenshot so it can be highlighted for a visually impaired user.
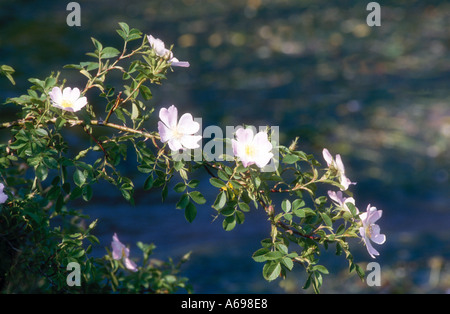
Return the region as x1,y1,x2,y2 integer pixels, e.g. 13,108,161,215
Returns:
172,127,183,140
61,100,74,108
245,144,256,158
365,224,373,238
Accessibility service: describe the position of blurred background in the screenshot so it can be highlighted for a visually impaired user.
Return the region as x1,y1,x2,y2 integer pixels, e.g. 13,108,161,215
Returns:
0,0,449,293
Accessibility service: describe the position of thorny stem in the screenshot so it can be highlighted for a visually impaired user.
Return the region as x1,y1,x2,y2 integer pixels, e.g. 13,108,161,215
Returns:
83,125,109,159
104,92,123,124
276,220,320,241
0,117,160,141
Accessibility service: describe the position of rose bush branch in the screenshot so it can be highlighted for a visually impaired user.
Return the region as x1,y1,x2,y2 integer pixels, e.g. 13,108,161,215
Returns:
0,23,386,293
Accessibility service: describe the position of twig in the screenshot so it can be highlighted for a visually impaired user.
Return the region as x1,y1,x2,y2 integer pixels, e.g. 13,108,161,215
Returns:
0,118,160,142
277,220,319,240
104,92,123,124
83,125,109,159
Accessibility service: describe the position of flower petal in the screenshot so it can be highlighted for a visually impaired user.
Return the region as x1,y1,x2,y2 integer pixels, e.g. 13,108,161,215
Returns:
240,157,254,168
158,121,172,143
72,97,87,112
167,138,183,151
365,237,380,258
111,233,127,260
177,113,199,134
339,173,351,191
367,206,382,224
62,87,73,99
170,57,190,67
0,183,7,204
231,139,241,157
159,105,178,129
371,233,386,245
148,35,168,57
253,131,273,153
335,154,346,173
235,128,254,144
180,134,202,149
69,87,81,102
52,103,75,112
124,257,138,272
322,148,333,166
49,87,62,105
254,151,274,168
328,190,343,205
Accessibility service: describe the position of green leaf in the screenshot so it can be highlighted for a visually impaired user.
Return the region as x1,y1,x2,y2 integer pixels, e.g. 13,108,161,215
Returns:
73,169,86,187
264,251,284,260
185,202,197,223
176,194,190,209
43,157,58,169
220,206,235,217
217,170,229,181
91,37,103,51
209,177,226,188
276,243,288,254
354,263,365,279
346,202,358,217
28,78,45,89
281,199,291,213
35,164,48,181
222,215,236,231
213,191,227,210
70,186,83,200
1,64,15,85
80,61,100,71
293,207,305,218
55,117,67,130
127,28,142,41
101,47,120,59
82,184,93,201
189,191,206,204
139,85,152,100
143,174,154,190
173,161,184,171
282,257,294,271
236,210,245,224
320,212,333,227
131,102,140,120
283,154,300,164
174,182,187,193
137,164,153,173
292,199,305,210
238,202,250,212
44,77,56,90
118,22,129,35
303,274,312,290
263,261,281,281
336,224,345,236
312,265,329,274
187,180,200,188
120,184,133,201
252,248,270,262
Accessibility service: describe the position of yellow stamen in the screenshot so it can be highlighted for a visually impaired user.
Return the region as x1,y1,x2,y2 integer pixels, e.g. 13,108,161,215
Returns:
245,144,256,158
366,225,373,238
172,127,183,140
61,100,73,108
